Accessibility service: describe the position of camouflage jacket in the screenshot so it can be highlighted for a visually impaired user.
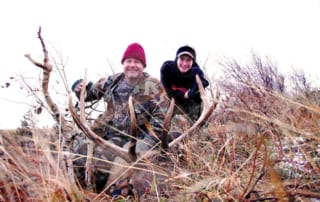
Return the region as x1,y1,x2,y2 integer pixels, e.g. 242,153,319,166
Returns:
75,72,169,145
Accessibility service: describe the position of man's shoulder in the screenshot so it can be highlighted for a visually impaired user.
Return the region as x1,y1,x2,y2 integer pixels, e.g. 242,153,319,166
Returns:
138,73,166,98
95,73,124,91
104,73,125,85
162,60,175,66
96,73,123,83
161,60,175,71
109,72,124,80
143,72,160,84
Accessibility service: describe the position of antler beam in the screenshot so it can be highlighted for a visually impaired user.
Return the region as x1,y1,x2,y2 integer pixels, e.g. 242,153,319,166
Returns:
168,74,220,147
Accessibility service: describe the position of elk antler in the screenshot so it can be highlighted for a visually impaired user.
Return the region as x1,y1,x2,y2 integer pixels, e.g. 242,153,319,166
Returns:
69,74,219,162
69,74,219,200
68,95,135,163
162,98,175,150
168,74,220,147
127,96,137,160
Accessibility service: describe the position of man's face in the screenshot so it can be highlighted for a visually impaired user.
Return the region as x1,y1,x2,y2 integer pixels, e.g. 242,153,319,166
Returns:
123,58,144,80
177,55,193,73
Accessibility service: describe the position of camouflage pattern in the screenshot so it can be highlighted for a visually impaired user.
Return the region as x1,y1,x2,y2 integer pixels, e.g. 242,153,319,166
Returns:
79,72,169,144
174,98,202,122
72,72,169,192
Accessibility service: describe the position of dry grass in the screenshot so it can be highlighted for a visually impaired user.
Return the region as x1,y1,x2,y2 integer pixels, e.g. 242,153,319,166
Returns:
0,128,112,201
2,88,320,201
1,51,320,201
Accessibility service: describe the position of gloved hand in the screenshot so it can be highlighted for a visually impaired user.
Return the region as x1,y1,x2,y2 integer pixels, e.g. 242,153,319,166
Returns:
71,79,83,92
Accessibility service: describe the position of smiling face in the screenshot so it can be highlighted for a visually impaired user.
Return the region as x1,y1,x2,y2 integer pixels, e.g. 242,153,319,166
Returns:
177,54,193,73
123,58,144,84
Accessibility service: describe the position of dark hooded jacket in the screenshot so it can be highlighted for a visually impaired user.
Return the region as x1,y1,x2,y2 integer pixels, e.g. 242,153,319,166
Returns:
160,60,209,107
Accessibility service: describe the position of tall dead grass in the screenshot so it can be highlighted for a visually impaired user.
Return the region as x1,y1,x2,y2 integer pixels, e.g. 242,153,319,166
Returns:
0,129,111,201
1,52,320,201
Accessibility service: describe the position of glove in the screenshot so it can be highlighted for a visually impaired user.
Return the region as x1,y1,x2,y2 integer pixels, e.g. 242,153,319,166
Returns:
71,79,83,92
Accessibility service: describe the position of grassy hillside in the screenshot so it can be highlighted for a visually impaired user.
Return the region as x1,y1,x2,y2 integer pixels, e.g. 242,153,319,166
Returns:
1,49,319,201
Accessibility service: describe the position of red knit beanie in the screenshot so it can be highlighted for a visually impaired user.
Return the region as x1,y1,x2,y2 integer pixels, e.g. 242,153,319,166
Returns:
121,42,146,67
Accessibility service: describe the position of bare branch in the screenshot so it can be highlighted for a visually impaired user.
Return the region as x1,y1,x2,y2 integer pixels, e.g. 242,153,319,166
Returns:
25,27,68,130
24,54,46,69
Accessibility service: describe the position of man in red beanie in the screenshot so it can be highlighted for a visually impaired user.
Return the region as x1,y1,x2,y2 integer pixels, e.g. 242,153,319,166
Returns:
71,42,169,192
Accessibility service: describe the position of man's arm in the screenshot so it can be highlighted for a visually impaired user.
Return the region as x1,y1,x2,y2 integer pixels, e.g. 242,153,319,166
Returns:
160,61,185,100
71,77,110,102
142,77,170,141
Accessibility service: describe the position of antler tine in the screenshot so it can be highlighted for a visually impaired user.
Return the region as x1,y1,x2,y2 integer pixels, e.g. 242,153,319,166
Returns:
68,95,135,163
161,98,175,150
168,74,220,147
192,74,220,127
196,74,209,111
128,96,137,161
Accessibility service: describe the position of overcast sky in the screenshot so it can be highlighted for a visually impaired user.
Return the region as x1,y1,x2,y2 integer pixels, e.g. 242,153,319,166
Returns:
1,0,320,128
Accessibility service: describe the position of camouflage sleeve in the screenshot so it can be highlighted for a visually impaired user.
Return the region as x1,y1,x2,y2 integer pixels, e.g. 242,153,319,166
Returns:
145,77,170,139
72,79,96,101
83,77,107,101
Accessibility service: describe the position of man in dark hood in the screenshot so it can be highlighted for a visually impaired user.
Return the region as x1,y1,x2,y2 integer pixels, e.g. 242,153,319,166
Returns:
160,45,209,121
